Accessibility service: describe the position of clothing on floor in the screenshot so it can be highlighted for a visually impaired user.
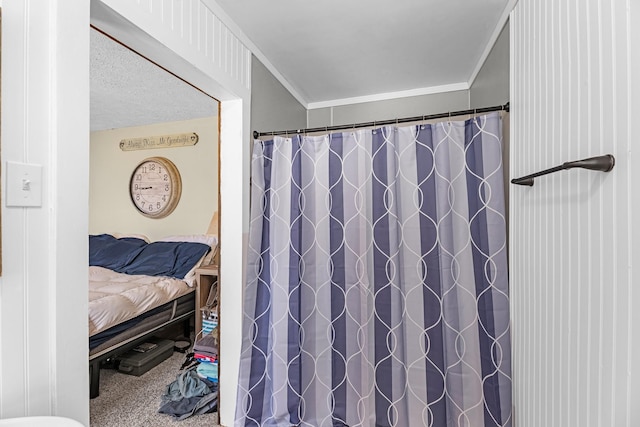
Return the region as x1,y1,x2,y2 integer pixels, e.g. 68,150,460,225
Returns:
158,368,218,420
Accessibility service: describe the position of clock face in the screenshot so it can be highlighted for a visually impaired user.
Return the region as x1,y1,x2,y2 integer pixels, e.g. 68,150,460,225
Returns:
129,157,182,218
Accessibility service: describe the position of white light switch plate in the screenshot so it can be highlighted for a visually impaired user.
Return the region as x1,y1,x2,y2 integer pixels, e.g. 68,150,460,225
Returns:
6,161,43,207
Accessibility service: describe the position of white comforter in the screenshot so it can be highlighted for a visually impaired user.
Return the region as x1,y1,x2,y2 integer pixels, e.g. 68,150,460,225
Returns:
89,266,194,337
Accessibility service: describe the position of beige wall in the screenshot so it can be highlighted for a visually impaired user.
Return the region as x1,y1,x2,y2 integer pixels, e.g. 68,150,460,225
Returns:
90,115,219,241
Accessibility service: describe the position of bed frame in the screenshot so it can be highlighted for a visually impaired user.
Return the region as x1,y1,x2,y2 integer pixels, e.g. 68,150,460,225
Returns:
89,293,195,398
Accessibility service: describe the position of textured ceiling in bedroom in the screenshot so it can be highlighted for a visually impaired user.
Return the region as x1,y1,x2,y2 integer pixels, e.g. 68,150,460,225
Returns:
90,29,218,132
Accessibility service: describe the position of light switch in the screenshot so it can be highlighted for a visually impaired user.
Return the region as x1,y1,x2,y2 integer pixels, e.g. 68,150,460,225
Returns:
6,161,43,207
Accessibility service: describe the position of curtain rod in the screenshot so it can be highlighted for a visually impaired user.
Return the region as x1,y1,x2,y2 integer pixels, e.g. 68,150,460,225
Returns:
253,102,509,139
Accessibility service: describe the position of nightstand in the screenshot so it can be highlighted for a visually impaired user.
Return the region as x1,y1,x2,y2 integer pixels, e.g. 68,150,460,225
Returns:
194,264,219,334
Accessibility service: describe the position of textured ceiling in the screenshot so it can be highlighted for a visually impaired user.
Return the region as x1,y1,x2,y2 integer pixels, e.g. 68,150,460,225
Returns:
212,0,512,106
90,29,218,132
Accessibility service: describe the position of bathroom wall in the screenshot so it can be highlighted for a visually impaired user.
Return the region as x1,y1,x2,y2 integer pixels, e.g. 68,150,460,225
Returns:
307,89,469,128
251,56,306,135
510,1,639,425
0,0,90,423
470,22,509,109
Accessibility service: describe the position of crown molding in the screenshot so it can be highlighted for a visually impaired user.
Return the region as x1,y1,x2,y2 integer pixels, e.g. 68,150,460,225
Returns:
307,82,470,110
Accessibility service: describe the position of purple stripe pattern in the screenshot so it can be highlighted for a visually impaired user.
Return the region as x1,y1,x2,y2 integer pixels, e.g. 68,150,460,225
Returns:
237,113,511,427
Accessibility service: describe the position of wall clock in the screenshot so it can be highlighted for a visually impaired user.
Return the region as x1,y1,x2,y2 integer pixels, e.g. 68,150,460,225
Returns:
129,156,182,218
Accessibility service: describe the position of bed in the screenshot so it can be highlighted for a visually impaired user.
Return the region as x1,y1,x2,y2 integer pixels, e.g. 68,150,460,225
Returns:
88,232,217,398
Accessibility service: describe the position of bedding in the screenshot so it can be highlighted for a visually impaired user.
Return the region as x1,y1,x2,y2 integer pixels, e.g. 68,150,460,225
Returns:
89,234,148,271
110,232,151,242
88,234,215,336
89,234,211,279
89,265,194,337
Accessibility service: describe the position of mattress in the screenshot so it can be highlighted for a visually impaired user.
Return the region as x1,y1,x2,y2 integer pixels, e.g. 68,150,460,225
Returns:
89,265,194,337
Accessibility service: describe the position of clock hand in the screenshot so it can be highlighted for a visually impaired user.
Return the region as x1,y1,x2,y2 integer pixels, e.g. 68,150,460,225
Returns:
140,186,153,190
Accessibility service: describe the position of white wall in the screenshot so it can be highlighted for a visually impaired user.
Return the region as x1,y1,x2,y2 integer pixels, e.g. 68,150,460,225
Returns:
90,116,219,241
0,0,250,425
0,0,90,423
510,1,639,426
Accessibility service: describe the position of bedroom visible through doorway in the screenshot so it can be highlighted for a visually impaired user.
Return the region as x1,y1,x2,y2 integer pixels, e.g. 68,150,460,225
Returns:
88,26,220,423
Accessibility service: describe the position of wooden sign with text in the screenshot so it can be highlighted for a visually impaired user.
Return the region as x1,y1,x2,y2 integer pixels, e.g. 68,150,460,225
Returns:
119,132,199,151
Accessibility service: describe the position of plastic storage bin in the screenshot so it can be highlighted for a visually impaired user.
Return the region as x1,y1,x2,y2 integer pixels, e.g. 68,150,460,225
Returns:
117,337,174,376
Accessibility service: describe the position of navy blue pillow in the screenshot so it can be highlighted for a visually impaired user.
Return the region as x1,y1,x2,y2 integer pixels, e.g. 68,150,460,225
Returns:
89,234,148,270
121,241,210,279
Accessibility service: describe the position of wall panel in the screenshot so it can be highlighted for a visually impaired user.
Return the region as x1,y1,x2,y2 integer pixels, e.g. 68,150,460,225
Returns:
0,0,90,423
510,1,637,426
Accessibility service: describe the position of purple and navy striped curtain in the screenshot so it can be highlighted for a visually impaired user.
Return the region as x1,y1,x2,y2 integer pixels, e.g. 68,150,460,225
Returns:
236,112,511,427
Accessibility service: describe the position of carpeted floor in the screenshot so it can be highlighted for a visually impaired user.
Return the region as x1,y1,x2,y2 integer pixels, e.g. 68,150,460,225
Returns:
90,350,219,426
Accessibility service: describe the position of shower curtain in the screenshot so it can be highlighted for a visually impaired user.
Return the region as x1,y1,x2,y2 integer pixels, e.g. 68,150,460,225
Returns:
236,112,511,427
